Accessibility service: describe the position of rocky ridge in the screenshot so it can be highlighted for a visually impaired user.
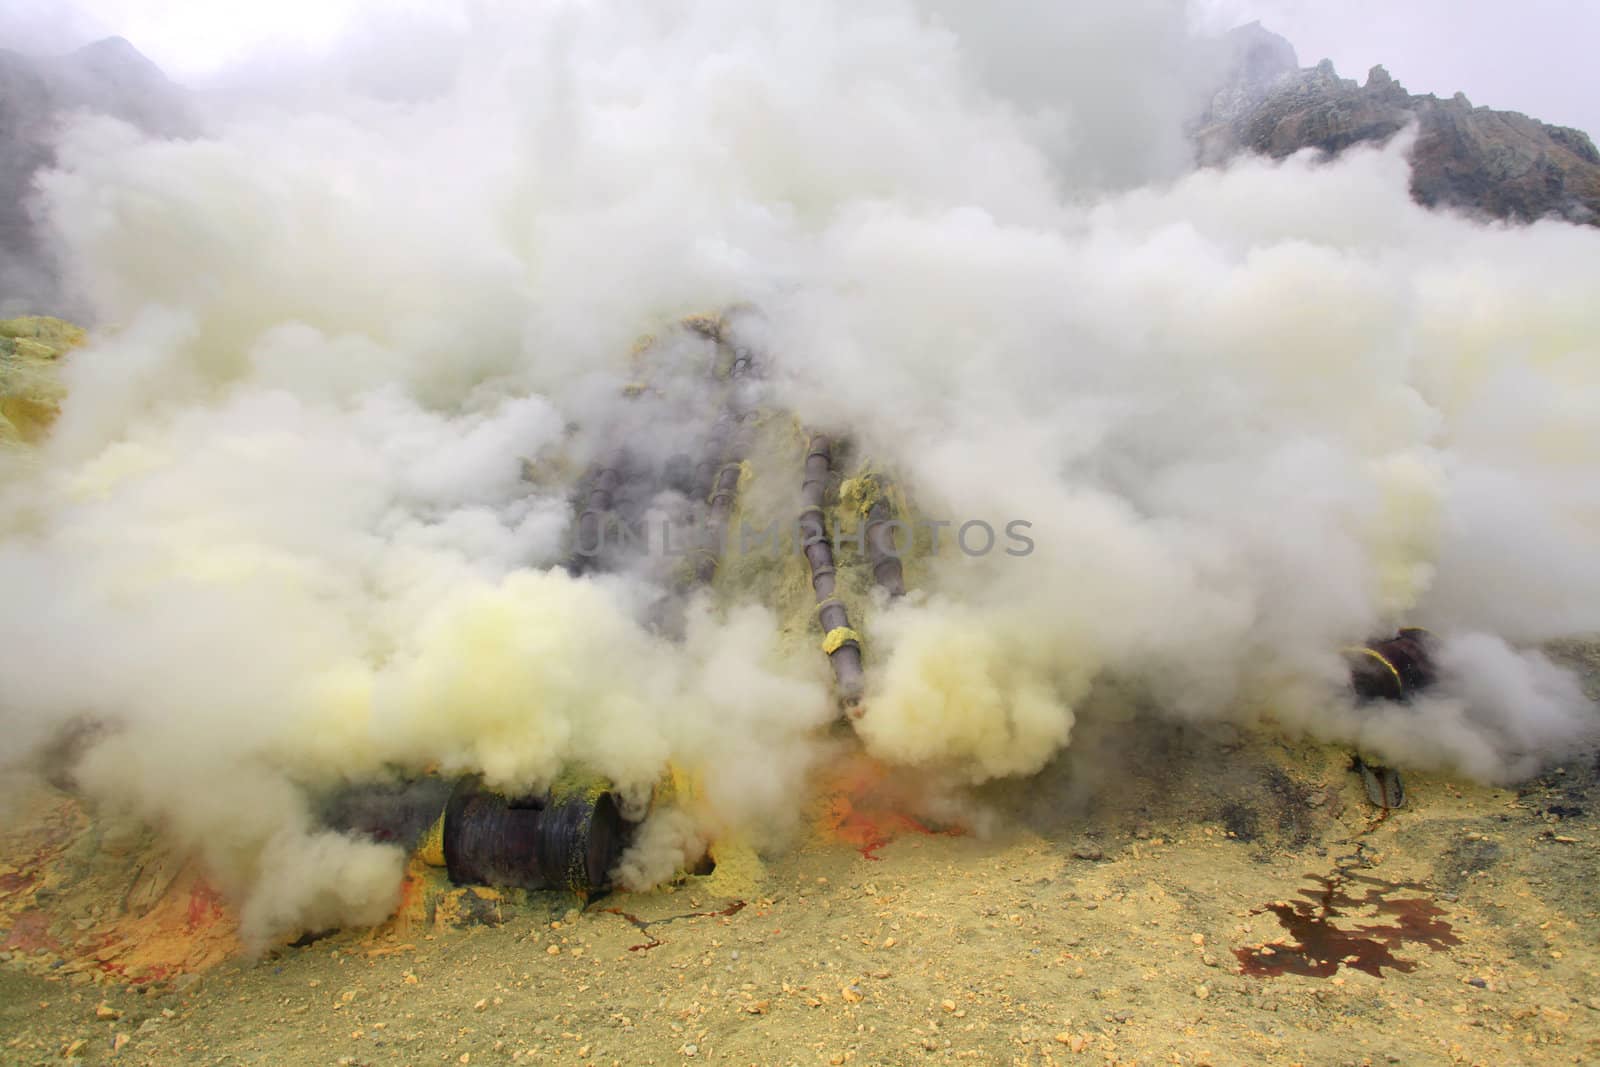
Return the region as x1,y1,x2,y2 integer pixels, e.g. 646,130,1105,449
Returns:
1197,22,1600,225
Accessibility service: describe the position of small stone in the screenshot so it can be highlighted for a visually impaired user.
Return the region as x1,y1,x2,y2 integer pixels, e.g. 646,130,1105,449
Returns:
111,1033,130,1054
459,1055,470,1065
62,1038,87,1059
841,985,863,1004
1194,985,1210,1000
1072,842,1104,862
1467,978,1487,989
474,998,488,1011
881,938,896,949
1190,933,1206,947
829,1056,844,1066
547,945,561,956
1055,1032,1071,1045
1070,1035,1088,1053
95,1002,121,1020
564,909,580,924
941,999,957,1013
683,1044,698,1057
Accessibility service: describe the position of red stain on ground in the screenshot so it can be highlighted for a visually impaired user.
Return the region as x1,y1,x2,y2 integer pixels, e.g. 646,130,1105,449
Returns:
0,871,37,897
601,902,744,952
3,793,244,983
816,754,959,861
1236,866,1460,978
0,910,59,954
825,796,941,861
185,880,226,933
599,910,664,953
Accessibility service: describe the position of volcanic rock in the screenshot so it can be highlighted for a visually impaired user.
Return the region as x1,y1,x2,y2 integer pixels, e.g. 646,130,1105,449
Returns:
1197,23,1600,225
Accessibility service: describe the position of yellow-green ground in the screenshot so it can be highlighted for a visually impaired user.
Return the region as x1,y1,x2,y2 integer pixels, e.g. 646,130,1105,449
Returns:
4,659,1598,1067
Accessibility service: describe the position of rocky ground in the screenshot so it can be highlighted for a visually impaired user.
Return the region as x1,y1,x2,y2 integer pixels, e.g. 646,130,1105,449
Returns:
3,644,1598,1067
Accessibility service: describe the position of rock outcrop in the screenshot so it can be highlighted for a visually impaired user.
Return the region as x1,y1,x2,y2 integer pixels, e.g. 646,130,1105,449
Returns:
1197,23,1600,225
0,315,85,444
0,37,189,313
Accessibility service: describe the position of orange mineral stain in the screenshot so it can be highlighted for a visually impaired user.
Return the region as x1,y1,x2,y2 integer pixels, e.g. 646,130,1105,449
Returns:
815,753,959,861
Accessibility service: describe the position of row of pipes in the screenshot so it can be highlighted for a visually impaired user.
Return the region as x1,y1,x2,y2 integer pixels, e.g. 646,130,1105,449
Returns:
324,315,1444,904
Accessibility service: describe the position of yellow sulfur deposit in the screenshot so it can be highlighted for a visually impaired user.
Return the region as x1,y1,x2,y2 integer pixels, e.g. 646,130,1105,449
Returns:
0,316,86,444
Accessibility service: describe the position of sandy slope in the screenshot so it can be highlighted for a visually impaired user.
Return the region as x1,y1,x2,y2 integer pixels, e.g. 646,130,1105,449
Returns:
3,645,1598,1067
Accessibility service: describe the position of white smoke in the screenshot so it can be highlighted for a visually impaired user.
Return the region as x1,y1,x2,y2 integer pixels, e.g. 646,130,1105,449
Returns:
0,0,1596,940
775,133,1599,781
1355,634,1592,783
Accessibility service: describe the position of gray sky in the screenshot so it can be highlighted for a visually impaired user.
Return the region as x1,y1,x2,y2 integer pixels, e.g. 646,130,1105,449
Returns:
4,0,1598,138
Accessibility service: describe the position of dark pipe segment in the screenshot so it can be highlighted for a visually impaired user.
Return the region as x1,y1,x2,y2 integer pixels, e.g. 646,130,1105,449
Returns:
1345,628,1436,810
442,779,630,894
800,434,865,705
1347,628,1437,703
865,496,906,598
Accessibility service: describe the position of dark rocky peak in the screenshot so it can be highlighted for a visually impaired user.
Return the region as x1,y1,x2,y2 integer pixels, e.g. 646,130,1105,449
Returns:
1226,22,1299,93
1204,22,1299,127
1196,29,1600,226
0,37,191,315
50,36,190,136
70,35,163,76
1364,64,1410,105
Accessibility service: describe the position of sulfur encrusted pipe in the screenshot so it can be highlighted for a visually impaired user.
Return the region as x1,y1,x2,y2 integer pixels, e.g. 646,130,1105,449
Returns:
801,433,865,707
441,778,630,895
864,495,906,598
323,776,634,895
